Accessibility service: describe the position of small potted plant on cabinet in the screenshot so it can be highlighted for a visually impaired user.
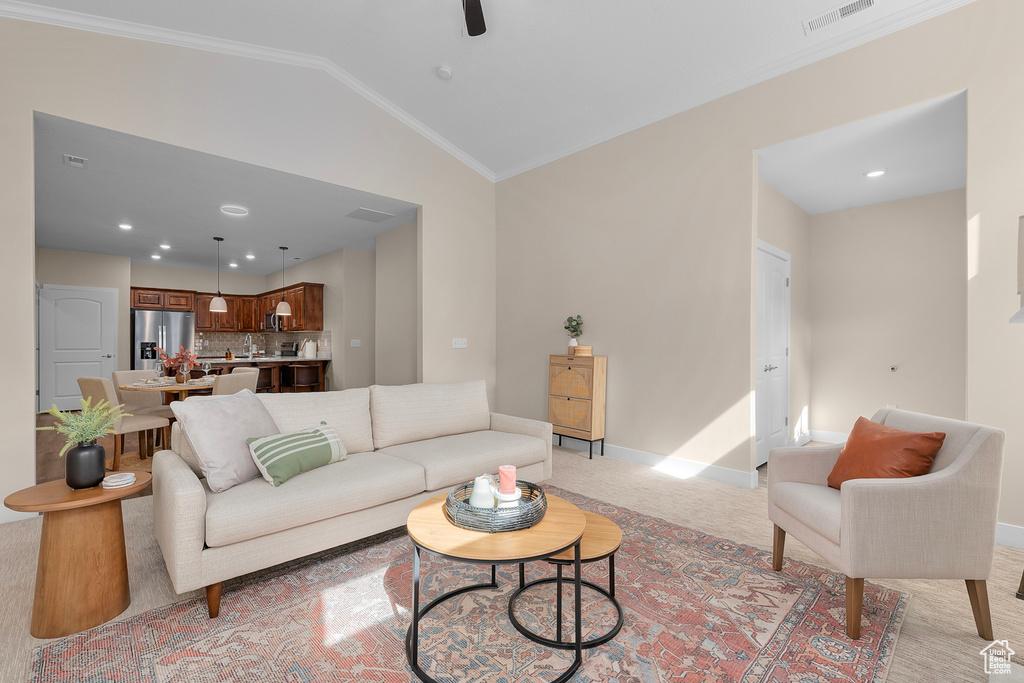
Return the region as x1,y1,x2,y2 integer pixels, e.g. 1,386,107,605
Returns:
564,315,591,355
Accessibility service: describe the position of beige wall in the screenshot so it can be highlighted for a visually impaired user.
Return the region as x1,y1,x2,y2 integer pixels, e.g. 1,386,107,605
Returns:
376,222,418,385
809,190,967,433
342,250,376,389
497,0,1024,529
131,262,267,295
756,179,812,441
2,17,496,521
35,247,132,371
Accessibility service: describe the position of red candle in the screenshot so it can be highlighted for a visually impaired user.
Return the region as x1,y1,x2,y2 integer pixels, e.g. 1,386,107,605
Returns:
498,465,516,494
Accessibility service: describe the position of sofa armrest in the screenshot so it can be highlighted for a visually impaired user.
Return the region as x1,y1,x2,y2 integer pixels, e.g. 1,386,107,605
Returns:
767,444,842,489
490,412,553,480
152,449,207,594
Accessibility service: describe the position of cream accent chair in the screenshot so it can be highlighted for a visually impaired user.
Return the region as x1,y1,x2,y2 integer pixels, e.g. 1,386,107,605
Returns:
213,370,258,395
77,377,171,471
768,408,1004,641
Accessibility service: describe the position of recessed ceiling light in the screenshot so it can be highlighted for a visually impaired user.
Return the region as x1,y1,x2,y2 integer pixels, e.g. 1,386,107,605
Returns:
159,243,171,250
436,64,454,81
245,254,255,260
220,205,249,216
229,262,238,268
151,254,161,260
119,223,132,230
864,169,887,178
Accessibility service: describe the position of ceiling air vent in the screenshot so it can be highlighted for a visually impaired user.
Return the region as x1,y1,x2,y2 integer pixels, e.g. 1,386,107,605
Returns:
803,0,874,35
346,207,396,223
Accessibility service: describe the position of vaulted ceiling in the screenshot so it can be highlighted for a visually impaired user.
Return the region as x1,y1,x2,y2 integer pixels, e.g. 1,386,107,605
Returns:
1,0,975,181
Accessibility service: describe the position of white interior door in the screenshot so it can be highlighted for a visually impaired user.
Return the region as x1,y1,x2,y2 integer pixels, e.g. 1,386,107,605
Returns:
756,243,791,467
38,285,118,411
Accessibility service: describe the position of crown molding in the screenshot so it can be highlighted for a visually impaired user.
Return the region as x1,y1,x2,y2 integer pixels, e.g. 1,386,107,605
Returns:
0,0,496,182
492,0,976,181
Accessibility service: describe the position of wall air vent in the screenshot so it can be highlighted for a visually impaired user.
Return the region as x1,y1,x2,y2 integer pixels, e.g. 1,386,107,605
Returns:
62,154,87,168
803,0,874,35
346,207,396,223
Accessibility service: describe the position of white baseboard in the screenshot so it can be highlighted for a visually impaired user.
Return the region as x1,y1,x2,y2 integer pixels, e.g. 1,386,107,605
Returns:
809,430,848,444
791,433,811,447
996,523,1024,550
0,508,36,525
554,436,758,489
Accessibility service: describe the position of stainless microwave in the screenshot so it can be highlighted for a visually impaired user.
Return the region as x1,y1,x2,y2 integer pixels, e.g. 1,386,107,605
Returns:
264,311,282,332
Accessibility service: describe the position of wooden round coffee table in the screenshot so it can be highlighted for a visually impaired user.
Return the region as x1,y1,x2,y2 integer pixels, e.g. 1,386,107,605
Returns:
509,510,624,649
405,492,587,683
4,472,152,638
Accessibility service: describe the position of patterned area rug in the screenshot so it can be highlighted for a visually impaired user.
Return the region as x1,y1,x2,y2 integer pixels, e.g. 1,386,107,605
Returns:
30,487,907,682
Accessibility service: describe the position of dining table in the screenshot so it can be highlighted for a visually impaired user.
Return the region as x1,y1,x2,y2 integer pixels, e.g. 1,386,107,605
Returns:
117,375,216,403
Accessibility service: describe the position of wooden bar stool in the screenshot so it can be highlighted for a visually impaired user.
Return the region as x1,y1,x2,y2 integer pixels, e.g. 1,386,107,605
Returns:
508,510,624,649
282,364,319,392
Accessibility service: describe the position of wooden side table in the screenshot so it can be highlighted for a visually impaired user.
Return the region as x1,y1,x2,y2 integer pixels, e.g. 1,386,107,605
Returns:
4,472,152,638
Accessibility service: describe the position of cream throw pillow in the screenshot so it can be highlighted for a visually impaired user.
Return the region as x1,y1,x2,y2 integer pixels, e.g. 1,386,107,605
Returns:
170,389,280,492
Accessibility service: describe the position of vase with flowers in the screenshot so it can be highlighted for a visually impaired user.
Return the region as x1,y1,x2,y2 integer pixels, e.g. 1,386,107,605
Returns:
156,345,199,383
563,314,584,354
38,398,130,489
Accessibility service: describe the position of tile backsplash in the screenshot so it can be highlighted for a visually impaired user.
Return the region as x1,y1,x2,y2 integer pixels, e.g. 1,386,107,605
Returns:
195,330,331,358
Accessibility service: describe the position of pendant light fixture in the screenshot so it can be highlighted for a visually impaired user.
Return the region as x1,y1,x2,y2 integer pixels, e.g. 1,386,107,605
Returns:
276,246,292,316
210,237,228,313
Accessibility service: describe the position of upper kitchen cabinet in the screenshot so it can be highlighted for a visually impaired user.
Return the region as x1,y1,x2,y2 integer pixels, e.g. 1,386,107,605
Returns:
195,293,238,332
260,283,324,331
237,296,257,333
131,287,195,312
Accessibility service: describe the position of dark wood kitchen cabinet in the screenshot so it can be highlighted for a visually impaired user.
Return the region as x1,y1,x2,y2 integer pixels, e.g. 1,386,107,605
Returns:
131,287,195,312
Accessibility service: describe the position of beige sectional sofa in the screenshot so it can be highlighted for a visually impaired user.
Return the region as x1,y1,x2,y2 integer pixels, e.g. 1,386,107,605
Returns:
152,380,552,617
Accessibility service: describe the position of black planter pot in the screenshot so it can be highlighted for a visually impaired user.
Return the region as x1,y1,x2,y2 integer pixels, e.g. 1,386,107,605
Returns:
65,442,106,489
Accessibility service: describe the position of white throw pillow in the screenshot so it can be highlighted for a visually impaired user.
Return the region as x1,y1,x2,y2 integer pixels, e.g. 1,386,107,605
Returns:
170,389,280,492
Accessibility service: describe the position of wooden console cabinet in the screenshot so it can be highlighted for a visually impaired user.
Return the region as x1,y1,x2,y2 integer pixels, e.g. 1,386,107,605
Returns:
548,354,607,458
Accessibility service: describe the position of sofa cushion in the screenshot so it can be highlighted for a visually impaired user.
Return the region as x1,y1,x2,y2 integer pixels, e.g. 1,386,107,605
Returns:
370,381,491,450
170,389,279,493
247,421,347,487
771,482,841,543
257,388,374,455
380,429,547,491
205,451,426,547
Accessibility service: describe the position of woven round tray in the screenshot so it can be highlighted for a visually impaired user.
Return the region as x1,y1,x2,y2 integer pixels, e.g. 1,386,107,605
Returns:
444,480,547,533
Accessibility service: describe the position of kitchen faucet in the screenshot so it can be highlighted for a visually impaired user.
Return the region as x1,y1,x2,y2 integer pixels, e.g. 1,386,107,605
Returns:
242,333,253,359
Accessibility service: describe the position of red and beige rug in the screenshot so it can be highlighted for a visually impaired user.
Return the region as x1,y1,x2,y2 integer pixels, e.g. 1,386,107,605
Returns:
30,487,906,682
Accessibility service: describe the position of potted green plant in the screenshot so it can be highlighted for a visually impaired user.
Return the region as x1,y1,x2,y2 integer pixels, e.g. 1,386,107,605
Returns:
564,315,583,353
38,398,130,489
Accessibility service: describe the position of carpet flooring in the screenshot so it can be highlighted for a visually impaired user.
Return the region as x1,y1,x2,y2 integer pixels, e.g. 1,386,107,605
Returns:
0,447,1021,682
27,487,907,682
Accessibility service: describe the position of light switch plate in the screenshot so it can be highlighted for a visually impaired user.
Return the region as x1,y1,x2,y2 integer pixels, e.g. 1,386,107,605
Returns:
452,338,468,349
350,339,361,347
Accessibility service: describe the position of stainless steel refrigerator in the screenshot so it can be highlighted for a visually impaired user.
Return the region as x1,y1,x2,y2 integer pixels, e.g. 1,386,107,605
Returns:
131,309,196,371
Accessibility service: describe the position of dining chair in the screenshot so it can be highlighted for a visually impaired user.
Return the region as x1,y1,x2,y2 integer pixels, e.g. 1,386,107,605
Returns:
113,369,175,447
77,377,170,471
213,371,258,395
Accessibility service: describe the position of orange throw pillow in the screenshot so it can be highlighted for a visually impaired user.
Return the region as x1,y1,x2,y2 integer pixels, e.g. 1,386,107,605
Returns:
827,417,946,490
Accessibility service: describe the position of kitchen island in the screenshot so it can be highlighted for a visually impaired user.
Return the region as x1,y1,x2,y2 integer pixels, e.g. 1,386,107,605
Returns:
195,356,331,393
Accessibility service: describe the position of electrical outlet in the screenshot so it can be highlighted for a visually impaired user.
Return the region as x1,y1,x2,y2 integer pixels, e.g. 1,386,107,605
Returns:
350,339,361,347
452,338,468,349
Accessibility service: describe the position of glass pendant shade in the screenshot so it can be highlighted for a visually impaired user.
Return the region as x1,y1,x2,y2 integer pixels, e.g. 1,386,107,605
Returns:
210,295,228,313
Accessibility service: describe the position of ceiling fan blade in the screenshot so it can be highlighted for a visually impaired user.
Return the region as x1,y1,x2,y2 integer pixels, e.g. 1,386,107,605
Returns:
463,0,486,36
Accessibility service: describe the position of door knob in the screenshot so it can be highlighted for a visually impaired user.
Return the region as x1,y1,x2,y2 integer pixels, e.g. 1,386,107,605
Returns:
104,354,113,358
764,364,778,372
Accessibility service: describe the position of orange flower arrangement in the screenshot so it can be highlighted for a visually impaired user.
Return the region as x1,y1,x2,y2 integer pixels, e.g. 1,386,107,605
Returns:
155,345,198,372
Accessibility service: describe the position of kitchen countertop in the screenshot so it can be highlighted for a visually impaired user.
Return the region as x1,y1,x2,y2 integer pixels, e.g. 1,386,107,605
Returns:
196,355,331,364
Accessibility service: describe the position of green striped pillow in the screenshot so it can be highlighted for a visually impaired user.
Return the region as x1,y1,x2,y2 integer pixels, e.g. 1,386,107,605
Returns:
246,421,347,487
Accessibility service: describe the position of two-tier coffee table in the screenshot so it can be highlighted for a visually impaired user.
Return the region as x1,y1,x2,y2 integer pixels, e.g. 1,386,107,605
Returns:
405,493,588,683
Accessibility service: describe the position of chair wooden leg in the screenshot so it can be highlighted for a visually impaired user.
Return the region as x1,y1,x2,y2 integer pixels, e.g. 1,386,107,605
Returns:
966,579,994,640
206,582,223,618
140,430,149,460
112,434,123,471
772,524,785,571
846,577,864,640
1017,570,1024,600
162,425,171,451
